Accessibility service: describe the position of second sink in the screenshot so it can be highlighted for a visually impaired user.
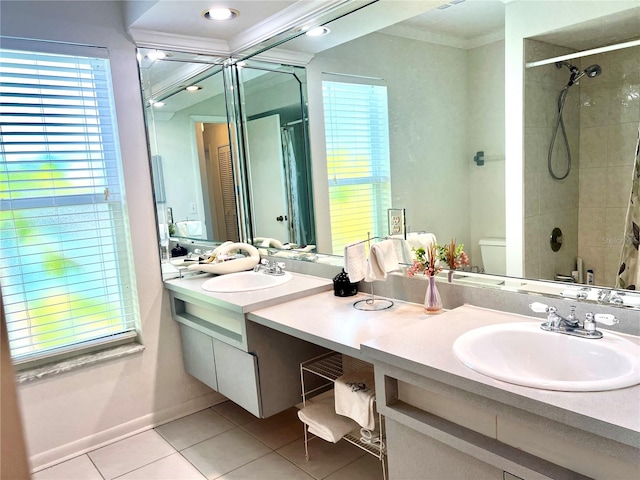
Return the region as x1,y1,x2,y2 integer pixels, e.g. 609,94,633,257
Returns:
452,322,640,392
202,270,293,293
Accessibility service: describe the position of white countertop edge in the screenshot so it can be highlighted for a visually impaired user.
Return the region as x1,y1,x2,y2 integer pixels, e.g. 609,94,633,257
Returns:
164,271,332,313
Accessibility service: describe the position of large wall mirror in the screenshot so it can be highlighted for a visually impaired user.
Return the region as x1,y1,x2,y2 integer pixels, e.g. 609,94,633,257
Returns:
142,0,640,308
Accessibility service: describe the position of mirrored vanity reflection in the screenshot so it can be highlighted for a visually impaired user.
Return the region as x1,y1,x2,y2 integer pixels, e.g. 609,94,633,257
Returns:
140,0,640,309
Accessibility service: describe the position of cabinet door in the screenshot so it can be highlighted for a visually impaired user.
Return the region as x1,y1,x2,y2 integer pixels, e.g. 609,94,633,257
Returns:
213,339,261,417
179,325,218,391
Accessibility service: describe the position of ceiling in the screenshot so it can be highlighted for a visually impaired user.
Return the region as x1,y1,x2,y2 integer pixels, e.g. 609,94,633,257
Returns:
125,0,508,56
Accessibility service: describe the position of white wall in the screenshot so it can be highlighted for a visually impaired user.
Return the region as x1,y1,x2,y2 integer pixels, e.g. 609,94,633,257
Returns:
307,32,471,254
0,1,223,470
467,40,506,271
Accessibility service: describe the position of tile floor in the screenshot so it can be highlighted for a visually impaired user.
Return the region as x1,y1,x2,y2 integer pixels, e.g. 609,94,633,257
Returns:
33,401,385,480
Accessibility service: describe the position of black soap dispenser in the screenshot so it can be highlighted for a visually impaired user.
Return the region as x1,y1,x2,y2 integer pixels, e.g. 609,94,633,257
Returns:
333,269,358,297
171,243,188,257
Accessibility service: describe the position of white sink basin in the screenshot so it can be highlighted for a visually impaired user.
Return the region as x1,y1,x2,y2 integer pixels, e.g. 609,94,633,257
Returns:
453,322,640,392
201,271,292,293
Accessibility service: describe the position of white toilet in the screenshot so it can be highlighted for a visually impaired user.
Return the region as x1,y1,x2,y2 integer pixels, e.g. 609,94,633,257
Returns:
479,238,506,275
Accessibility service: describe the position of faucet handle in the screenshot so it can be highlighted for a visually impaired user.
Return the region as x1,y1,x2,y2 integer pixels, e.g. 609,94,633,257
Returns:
594,314,619,326
529,302,550,314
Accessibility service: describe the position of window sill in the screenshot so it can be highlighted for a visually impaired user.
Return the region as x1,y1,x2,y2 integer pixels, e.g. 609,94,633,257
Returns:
16,343,145,384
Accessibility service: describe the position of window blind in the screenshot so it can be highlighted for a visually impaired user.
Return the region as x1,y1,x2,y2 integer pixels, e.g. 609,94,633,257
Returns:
0,44,140,365
322,77,391,255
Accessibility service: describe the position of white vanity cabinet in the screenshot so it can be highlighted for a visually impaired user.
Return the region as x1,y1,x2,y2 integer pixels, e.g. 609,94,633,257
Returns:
165,273,333,418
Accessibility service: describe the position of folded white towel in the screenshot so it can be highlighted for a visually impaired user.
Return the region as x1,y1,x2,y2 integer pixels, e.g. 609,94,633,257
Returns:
298,397,358,443
344,241,367,283
406,233,437,257
335,366,376,430
365,240,400,281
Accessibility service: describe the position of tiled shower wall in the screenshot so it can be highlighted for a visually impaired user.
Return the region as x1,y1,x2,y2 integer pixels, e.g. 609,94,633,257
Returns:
524,39,580,281
524,41,639,286
577,46,640,287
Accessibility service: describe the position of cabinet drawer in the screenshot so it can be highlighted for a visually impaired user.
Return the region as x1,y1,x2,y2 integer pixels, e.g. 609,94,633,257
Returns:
179,324,218,391
213,339,261,417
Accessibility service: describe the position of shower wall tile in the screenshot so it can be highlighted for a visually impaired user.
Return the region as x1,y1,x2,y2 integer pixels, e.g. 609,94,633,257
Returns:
580,84,610,128
606,165,634,207
608,46,640,83
578,244,606,286
578,167,606,207
578,207,606,248
578,48,640,287
524,171,540,217
605,244,623,285
605,207,628,250
610,82,640,124
524,128,546,174
523,216,540,279
579,126,608,169
608,123,639,166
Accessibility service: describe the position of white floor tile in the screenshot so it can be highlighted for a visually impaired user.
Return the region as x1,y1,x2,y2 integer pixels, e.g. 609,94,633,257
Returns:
88,430,176,480
277,437,365,480
212,401,257,426
115,453,206,480
181,427,271,479
32,455,102,480
155,408,235,450
240,407,304,450
218,452,314,480
324,453,385,480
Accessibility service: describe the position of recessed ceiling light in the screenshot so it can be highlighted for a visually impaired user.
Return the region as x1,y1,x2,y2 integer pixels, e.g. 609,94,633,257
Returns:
202,7,239,21
146,50,167,61
185,85,202,92
152,101,165,108
305,26,330,37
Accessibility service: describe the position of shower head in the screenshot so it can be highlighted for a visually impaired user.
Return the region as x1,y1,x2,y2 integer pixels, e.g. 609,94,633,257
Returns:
584,64,602,78
569,64,602,85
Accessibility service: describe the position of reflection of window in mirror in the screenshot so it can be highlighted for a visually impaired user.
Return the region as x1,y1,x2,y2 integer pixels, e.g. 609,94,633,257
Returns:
322,74,391,255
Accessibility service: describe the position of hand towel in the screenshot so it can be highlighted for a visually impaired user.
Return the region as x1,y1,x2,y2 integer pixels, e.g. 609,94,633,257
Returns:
298,396,359,443
390,235,413,265
334,366,376,430
365,240,400,281
344,241,367,283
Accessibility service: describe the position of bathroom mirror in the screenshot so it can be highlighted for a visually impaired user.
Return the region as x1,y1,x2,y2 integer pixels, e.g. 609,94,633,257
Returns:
143,0,640,305
141,50,317,250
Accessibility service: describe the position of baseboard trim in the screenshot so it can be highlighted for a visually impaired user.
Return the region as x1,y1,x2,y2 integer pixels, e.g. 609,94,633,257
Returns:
30,392,226,472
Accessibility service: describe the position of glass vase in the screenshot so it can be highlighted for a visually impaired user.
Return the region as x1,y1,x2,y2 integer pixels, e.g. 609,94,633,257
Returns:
424,275,442,315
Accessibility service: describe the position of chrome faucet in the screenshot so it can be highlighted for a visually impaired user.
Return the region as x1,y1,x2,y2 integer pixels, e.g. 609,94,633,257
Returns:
253,259,286,276
529,302,618,339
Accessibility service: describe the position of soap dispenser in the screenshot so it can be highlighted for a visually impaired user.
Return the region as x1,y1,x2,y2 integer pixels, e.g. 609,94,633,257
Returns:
333,269,358,297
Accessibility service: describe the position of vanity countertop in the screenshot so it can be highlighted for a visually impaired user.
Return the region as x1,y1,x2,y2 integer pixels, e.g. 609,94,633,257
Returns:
247,291,426,358
361,304,640,448
163,271,332,313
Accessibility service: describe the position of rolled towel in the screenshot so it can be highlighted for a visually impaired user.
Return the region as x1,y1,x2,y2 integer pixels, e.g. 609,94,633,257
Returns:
335,366,376,430
298,396,359,443
344,241,367,283
365,240,400,282
406,233,437,257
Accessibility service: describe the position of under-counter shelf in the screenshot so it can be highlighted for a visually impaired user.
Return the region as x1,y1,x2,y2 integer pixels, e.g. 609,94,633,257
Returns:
300,351,387,479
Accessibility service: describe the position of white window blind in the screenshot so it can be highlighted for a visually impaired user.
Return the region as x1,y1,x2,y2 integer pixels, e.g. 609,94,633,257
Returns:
0,43,140,365
322,76,392,255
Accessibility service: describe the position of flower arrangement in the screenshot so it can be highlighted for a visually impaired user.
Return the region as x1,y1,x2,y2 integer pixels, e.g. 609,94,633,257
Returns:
407,244,442,277
439,238,469,271
407,239,469,278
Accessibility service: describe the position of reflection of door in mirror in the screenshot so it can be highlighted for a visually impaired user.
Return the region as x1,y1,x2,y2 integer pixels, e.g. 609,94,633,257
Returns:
247,115,289,241
195,122,239,242
239,62,316,248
